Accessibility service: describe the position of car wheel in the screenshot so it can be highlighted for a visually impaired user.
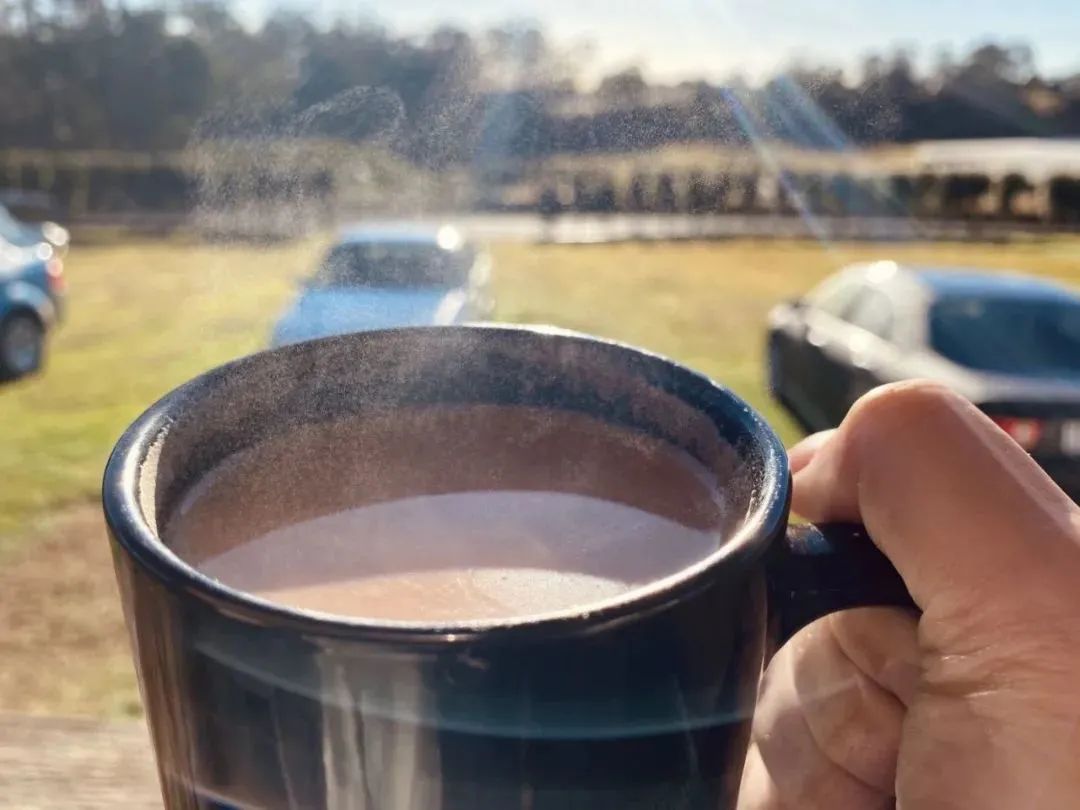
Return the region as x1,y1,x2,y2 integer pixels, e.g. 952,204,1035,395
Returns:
0,312,45,379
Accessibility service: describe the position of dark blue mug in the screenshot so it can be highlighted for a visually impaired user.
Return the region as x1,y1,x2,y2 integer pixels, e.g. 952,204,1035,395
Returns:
103,325,915,809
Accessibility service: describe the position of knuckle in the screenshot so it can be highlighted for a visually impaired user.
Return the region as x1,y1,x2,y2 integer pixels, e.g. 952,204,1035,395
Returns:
805,676,889,779
751,631,898,807
842,379,973,456
751,660,805,757
751,674,794,745
922,601,1080,704
791,620,905,791
846,379,961,432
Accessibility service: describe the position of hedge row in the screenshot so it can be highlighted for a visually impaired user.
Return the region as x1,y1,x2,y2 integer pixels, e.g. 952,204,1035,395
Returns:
0,158,333,217
2,154,1078,224
534,171,1080,222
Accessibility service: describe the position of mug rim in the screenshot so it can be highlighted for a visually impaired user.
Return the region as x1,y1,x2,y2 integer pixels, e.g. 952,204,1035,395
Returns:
102,324,791,644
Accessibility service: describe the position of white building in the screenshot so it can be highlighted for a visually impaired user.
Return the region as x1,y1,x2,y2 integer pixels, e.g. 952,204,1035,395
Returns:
912,138,1080,180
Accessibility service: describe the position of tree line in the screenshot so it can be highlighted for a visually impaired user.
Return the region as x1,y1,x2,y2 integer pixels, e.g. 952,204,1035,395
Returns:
1,1,1079,162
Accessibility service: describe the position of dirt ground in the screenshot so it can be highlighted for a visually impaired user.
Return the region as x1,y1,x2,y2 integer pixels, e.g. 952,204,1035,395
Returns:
0,713,160,808
0,502,140,716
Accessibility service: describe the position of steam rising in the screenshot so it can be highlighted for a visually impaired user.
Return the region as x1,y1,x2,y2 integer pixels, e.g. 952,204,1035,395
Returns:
291,86,405,143
187,86,427,241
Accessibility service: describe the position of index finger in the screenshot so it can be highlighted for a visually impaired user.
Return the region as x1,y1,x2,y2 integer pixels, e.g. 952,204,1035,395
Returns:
790,381,1080,616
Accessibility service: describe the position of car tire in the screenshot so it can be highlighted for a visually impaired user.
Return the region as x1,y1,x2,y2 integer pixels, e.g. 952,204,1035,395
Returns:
0,311,45,380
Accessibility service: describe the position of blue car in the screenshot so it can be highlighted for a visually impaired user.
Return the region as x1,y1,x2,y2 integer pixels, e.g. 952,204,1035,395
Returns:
0,201,69,254
0,240,65,379
271,225,494,347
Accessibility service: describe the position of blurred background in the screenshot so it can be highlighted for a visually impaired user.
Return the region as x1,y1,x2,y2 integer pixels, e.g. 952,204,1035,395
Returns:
1,0,1079,795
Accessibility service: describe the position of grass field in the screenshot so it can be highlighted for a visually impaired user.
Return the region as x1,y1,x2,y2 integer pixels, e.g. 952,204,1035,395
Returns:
3,232,1080,716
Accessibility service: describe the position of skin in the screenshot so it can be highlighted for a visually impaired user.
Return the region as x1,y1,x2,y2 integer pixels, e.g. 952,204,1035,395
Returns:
738,381,1080,810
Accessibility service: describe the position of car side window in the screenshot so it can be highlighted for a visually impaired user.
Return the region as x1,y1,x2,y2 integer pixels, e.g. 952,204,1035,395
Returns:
812,280,861,319
844,287,895,341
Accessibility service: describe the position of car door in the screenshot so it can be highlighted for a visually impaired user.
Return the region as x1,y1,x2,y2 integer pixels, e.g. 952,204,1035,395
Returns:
768,296,810,407
795,279,866,430
822,285,899,422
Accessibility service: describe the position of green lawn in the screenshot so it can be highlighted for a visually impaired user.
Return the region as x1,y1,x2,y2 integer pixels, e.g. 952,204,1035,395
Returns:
0,236,320,547
491,235,1080,434
3,232,1080,716
5,234,1080,549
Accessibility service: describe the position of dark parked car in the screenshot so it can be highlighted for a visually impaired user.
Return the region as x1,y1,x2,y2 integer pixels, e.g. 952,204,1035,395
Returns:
0,240,66,379
767,261,1080,498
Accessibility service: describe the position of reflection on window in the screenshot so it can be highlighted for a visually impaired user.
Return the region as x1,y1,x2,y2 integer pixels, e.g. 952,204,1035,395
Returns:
846,288,895,341
931,297,1080,376
312,245,472,289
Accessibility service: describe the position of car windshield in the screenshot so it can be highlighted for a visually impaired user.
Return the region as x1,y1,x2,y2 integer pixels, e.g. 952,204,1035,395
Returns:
310,243,470,288
930,296,1080,376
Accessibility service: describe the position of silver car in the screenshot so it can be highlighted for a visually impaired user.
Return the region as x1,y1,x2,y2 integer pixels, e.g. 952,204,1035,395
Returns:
271,225,494,348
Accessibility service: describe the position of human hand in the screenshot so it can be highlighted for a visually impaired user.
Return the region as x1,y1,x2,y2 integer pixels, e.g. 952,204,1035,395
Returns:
739,381,1080,809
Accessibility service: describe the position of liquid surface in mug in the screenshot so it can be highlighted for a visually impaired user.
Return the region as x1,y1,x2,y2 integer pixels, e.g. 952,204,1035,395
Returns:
165,405,743,623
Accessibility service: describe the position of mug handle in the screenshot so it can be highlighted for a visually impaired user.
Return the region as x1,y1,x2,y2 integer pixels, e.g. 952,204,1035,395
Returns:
766,522,919,647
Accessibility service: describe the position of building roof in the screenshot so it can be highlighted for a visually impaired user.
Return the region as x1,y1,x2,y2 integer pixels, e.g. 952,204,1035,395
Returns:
911,138,1080,180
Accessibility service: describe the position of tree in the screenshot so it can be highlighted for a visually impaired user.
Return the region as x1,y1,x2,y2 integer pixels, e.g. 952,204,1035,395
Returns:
597,68,647,108
479,24,580,91
1,6,1079,162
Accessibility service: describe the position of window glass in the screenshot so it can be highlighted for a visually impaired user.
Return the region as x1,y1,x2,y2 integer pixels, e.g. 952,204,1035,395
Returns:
812,279,862,319
845,287,895,341
931,296,1080,377
312,243,472,288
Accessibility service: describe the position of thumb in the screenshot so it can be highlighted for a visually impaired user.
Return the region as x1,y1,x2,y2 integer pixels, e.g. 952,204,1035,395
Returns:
790,381,1080,618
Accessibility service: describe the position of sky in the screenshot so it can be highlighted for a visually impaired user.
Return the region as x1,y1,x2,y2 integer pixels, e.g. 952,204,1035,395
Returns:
234,0,1080,85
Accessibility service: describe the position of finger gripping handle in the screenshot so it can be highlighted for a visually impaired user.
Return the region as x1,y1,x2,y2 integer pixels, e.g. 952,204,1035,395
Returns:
767,522,918,647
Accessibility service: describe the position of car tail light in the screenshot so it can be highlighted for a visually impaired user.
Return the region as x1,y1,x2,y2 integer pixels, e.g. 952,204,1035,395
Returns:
990,416,1043,451
46,256,66,293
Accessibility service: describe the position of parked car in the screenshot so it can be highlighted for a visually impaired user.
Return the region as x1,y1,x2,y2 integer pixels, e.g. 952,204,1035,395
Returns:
0,240,66,379
767,261,1080,498
270,225,493,347
0,200,69,255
